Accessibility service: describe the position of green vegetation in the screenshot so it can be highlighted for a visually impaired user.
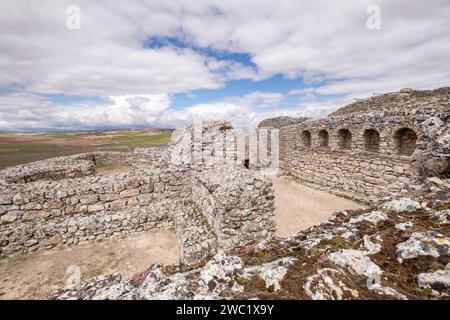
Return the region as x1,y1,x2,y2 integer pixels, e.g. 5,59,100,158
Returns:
109,132,172,145
0,144,59,153
0,130,172,169
38,132,75,139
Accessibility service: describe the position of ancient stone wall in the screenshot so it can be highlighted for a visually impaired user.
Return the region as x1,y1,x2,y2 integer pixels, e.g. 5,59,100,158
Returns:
0,154,96,184
0,123,276,263
0,162,190,255
191,165,275,250
275,89,449,202
258,116,309,129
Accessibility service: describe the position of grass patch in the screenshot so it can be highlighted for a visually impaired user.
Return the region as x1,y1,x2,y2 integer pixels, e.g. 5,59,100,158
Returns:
0,130,171,169
82,265,106,281
0,144,59,153
38,132,75,139
109,133,171,145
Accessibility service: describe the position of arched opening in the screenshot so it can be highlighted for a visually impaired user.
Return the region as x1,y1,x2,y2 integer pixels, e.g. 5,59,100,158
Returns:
318,130,329,148
363,129,380,152
337,129,352,150
301,130,312,148
394,128,417,156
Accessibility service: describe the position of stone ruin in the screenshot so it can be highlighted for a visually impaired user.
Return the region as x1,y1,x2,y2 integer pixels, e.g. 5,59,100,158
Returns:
1,87,450,300
262,87,450,203
0,122,276,263
52,87,449,300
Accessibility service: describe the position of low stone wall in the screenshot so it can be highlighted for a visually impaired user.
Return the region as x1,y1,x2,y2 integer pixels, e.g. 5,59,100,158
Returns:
0,149,169,185
0,154,96,184
0,164,190,255
0,123,276,263
282,149,414,201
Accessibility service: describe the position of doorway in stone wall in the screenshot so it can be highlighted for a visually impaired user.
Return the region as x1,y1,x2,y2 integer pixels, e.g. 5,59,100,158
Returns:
394,128,417,156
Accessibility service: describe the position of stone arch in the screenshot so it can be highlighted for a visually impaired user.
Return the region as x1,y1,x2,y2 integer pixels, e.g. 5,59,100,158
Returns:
318,129,329,148
394,128,417,156
337,129,352,150
301,130,312,148
363,129,380,152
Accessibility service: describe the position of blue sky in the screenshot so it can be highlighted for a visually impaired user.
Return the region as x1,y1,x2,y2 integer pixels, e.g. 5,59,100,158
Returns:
0,1,449,131
171,76,309,111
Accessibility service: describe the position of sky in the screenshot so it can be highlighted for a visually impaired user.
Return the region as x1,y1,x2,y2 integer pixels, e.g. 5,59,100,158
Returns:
0,0,449,131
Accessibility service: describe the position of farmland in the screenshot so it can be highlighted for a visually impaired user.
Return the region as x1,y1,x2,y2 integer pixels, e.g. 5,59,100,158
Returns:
0,129,172,169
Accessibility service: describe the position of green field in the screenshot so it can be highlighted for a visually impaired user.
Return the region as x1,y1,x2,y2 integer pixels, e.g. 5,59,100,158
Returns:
38,132,75,139
112,133,171,145
0,144,59,153
0,130,172,169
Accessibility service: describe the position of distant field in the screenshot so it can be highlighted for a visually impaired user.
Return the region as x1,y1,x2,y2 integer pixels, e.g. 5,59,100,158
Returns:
0,130,172,169
0,144,58,153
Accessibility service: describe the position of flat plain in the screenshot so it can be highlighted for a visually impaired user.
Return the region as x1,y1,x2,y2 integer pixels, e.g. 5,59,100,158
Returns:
0,129,172,169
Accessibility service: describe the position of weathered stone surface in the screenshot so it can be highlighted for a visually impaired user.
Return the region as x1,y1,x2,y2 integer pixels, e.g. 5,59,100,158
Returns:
417,263,450,295
328,249,382,278
53,178,450,300
433,210,450,224
381,198,421,213
191,164,275,251
258,116,309,129
303,268,359,300
349,211,387,225
395,221,413,230
396,231,450,263
422,117,444,137
242,257,297,291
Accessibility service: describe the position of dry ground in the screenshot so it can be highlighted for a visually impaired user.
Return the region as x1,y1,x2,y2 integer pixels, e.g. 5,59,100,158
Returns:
0,176,363,300
0,230,180,300
271,176,364,237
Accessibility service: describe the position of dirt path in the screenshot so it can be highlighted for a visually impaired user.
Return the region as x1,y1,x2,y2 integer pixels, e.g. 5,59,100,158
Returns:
272,176,364,237
0,230,180,300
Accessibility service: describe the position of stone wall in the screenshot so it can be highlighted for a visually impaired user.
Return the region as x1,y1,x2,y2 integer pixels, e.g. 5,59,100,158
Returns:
267,88,450,202
0,154,96,184
258,116,309,129
191,165,275,250
0,163,190,255
329,87,450,117
0,123,276,263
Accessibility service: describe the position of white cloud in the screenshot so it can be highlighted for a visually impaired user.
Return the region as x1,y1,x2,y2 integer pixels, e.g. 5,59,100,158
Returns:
0,90,291,130
0,92,173,130
288,88,316,95
0,0,449,129
225,91,284,108
0,1,259,97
